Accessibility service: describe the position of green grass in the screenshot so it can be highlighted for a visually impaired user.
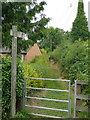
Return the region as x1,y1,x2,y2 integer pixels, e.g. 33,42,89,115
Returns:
36,81,69,118
25,54,74,118
30,54,60,79
26,80,74,118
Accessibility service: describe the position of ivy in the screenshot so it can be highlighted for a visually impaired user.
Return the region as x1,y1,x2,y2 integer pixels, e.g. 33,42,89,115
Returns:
2,56,24,119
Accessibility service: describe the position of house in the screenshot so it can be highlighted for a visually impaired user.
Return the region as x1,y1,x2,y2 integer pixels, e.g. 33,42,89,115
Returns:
24,43,42,62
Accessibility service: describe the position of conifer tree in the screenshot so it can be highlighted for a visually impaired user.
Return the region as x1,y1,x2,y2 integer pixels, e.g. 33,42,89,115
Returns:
71,0,88,42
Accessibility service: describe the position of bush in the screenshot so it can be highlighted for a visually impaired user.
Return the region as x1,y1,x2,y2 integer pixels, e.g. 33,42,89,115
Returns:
51,40,88,83
23,62,44,88
41,48,47,54
2,57,24,119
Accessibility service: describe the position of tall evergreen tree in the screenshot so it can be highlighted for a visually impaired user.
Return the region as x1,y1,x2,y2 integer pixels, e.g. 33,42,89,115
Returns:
71,0,88,42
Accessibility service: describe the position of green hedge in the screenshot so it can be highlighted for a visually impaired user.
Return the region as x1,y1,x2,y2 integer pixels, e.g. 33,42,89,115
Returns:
50,40,88,83
2,57,24,119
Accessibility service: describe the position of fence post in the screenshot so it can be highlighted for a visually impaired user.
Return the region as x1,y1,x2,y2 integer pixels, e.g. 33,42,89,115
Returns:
74,80,77,118
22,78,26,110
68,80,71,118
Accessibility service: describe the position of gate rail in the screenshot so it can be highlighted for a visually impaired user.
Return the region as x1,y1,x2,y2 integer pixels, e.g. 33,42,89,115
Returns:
23,77,71,118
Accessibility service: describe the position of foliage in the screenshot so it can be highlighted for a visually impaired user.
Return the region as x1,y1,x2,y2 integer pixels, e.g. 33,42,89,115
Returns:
39,27,65,52
2,1,50,53
2,56,24,119
51,40,88,83
30,54,59,78
41,48,47,54
71,1,88,42
15,110,30,118
23,62,44,88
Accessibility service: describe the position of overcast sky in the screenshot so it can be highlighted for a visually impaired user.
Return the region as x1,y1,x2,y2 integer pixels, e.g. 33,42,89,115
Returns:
39,0,90,31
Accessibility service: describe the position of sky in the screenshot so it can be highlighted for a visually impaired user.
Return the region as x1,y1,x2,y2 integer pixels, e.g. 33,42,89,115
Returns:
38,0,90,31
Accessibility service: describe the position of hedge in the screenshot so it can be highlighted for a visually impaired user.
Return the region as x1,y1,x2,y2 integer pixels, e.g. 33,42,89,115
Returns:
2,56,24,119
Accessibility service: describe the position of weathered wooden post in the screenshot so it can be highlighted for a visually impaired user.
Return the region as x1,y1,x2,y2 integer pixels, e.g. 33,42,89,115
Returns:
10,26,17,117
74,80,89,118
10,25,26,117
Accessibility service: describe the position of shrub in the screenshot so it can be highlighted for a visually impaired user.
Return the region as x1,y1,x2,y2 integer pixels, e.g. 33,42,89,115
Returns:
23,62,44,93
51,40,88,83
41,48,47,54
2,57,24,119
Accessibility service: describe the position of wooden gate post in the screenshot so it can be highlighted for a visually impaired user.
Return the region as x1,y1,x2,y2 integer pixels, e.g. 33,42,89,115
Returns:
74,80,89,118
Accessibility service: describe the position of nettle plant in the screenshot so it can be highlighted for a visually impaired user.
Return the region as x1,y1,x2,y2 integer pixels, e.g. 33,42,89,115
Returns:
2,56,24,119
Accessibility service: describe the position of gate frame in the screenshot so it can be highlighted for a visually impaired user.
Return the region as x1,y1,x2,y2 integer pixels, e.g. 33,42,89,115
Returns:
23,77,71,118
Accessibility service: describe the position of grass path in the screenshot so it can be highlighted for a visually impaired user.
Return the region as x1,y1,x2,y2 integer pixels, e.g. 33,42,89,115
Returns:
26,60,74,118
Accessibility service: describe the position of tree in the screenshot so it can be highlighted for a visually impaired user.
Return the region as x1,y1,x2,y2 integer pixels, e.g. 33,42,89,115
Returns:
71,0,88,42
2,1,50,53
39,27,65,52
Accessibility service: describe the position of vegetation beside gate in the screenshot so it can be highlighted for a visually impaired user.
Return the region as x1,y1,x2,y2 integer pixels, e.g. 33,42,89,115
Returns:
50,40,88,83
2,57,24,119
